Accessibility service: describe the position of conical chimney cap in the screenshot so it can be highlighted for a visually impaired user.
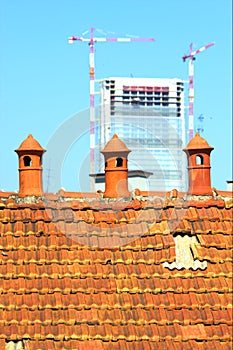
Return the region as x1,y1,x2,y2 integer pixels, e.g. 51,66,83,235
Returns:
101,134,131,154
183,132,213,151
15,134,45,153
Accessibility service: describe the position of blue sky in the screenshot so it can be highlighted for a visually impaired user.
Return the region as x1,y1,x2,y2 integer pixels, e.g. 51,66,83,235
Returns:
0,0,232,192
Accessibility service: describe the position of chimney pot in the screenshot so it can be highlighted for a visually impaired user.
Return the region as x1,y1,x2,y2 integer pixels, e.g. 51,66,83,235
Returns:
101,134,131,198
183,132,214,195
15,134,46,197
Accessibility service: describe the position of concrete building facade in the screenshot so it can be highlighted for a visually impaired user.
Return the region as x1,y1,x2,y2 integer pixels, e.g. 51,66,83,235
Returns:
94,77,187,192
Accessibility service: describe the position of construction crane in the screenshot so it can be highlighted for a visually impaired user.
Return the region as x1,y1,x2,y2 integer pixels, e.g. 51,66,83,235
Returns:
182,42,215,141
68,28,155,190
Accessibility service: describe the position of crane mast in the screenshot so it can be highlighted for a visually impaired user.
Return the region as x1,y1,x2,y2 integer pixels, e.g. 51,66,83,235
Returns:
68,28,155,190
182,42,215,141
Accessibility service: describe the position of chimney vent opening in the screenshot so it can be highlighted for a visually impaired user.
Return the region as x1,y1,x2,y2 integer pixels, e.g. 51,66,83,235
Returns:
196,155,203,165
24,156,32,167
116,157,123,167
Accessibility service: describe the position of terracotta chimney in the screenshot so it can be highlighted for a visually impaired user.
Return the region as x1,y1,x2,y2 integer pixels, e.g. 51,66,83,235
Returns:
101,134,131,198
15,134,46,197
183,132,214,195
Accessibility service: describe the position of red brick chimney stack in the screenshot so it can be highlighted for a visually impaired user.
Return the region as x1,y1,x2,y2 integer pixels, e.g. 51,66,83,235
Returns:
15,134,46,197
101,134,131,198
183,132,214,195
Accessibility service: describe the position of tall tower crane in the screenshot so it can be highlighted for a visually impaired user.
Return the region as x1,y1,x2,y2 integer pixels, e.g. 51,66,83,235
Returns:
182,42,215,141
68,28,155,190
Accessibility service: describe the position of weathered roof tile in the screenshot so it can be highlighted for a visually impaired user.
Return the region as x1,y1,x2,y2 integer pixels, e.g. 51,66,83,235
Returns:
0,194,232,348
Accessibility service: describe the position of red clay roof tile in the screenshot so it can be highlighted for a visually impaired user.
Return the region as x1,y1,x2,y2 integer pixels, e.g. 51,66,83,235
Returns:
0,194,232,348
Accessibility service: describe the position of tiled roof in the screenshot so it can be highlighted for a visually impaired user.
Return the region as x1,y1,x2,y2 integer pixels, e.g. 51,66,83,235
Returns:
0,192,232,349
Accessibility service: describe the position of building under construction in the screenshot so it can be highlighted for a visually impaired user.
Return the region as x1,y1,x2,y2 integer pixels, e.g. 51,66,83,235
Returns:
94,77,187,192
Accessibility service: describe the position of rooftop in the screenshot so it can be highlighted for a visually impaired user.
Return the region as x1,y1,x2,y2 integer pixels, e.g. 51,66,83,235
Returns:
0,132,232,349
